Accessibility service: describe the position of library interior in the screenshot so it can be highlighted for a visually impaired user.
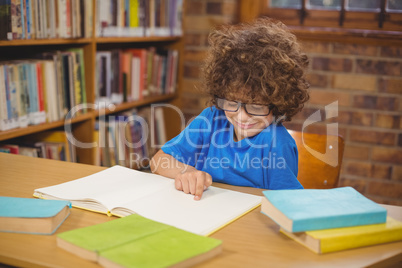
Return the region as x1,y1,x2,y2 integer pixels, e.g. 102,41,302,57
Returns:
0,0,401,267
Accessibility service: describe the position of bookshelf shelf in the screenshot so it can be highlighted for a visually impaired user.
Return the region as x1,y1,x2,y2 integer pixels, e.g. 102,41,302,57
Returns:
97,94,177,117
0,36,184,47
0,38,94,47
0,113,94,142
96,36,181,44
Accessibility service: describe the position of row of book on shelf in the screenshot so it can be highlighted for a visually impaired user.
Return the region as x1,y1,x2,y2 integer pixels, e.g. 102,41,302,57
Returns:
0,0,93,40
0,46,178,132
0,48,87,131
94,107,167,168
0,106,167,168
98,0,183,37
0,0,183,40
0,130,76,162
95,47,179,106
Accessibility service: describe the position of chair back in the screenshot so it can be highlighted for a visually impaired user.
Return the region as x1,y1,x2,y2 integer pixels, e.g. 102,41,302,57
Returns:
288,130,345,189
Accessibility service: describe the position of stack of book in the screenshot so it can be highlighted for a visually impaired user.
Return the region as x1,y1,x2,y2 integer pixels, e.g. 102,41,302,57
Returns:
261,187,402,254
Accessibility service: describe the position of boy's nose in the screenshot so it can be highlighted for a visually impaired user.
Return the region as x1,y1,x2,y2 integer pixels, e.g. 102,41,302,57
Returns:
236,106,251,122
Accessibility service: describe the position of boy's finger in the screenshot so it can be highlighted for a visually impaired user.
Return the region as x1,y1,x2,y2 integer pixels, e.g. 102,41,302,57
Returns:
194,176,205,201
175,178,183,191
182,179,190,194
188,177,196,195
204,175,213,187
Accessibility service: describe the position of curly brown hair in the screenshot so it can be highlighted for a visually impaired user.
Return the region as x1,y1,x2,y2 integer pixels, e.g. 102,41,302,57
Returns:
202,17,310,121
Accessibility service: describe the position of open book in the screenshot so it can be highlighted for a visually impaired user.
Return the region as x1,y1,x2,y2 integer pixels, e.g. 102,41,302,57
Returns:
34,165,261,236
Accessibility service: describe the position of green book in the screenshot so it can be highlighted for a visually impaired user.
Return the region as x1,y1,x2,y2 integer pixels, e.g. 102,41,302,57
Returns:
57,214,222,268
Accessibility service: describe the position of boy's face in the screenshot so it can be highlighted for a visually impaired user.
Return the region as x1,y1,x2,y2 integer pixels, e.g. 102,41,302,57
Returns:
223,92,274,141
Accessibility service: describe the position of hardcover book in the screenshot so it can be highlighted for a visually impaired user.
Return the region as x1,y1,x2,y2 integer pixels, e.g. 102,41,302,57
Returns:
261,187,387,233
0,196,71,235
280,217,402,254
34,165,261,236
57,214,222,268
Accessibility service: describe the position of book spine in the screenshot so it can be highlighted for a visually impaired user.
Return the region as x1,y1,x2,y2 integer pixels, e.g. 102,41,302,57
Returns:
294,211,388,232
34,0,40,38
70,51,81,112
36,62,46,122
5,0,13,40
17,63,29,127
20,0,25,38
129,0,138,27
77,49,86,110
32,62,44,123
65,0,71,37
8,65,19,128
320,228,402,253
29,0,35,38
58,0,66,38
3,66,12,129
24,0,30,38
39,0,45,38
0,65,8,130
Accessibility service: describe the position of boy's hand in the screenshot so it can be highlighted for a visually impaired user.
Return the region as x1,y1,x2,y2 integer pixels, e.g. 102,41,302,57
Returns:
174,169,213,201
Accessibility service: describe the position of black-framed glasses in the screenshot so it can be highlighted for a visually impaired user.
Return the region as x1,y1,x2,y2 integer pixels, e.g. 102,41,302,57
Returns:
215,96,272,116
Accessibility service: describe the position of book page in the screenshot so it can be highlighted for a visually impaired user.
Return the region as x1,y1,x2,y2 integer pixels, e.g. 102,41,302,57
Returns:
113,183,262,236
34,166,172,211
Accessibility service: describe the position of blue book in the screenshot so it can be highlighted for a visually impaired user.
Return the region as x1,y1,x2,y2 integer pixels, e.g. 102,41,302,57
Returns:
0,196,71,235
261,187,387,233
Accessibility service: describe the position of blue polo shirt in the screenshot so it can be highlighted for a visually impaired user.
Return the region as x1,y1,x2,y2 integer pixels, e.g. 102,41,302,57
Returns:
162,107,303,190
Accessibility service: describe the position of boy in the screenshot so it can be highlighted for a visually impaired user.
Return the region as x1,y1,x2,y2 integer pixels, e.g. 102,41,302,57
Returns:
150,17,310,200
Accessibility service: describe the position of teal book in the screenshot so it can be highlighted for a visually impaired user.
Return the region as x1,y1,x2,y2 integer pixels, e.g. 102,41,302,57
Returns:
0,196,71,235
261,187,387,233
57,214,222,268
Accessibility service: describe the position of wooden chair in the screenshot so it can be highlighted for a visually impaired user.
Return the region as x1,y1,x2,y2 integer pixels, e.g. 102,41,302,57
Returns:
288,130,345,189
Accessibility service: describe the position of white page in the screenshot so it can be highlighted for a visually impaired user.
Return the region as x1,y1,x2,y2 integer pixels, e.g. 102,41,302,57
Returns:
34,166,172,210
113,183,262,235
34,165,262,235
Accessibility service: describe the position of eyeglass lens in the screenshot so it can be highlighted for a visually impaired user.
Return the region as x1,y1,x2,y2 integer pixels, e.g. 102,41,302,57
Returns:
216,98,270,116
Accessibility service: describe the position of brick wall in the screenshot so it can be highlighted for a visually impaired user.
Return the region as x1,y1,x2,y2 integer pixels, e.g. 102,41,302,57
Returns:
291,42,402,205
182,0,238,117
181,0,402,205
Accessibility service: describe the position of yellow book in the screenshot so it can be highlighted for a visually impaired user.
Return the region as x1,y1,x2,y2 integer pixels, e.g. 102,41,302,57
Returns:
129,0,139,27
281,217,402,254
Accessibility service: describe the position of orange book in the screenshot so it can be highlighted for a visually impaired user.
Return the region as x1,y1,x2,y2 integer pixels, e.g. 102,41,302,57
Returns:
121,52,132,102
125,48,148,99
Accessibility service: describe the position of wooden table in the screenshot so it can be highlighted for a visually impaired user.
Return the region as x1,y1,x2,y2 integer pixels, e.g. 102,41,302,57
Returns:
0,153,401,268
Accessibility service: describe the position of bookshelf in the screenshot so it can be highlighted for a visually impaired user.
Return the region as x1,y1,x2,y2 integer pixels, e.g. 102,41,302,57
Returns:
0,0,184,166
